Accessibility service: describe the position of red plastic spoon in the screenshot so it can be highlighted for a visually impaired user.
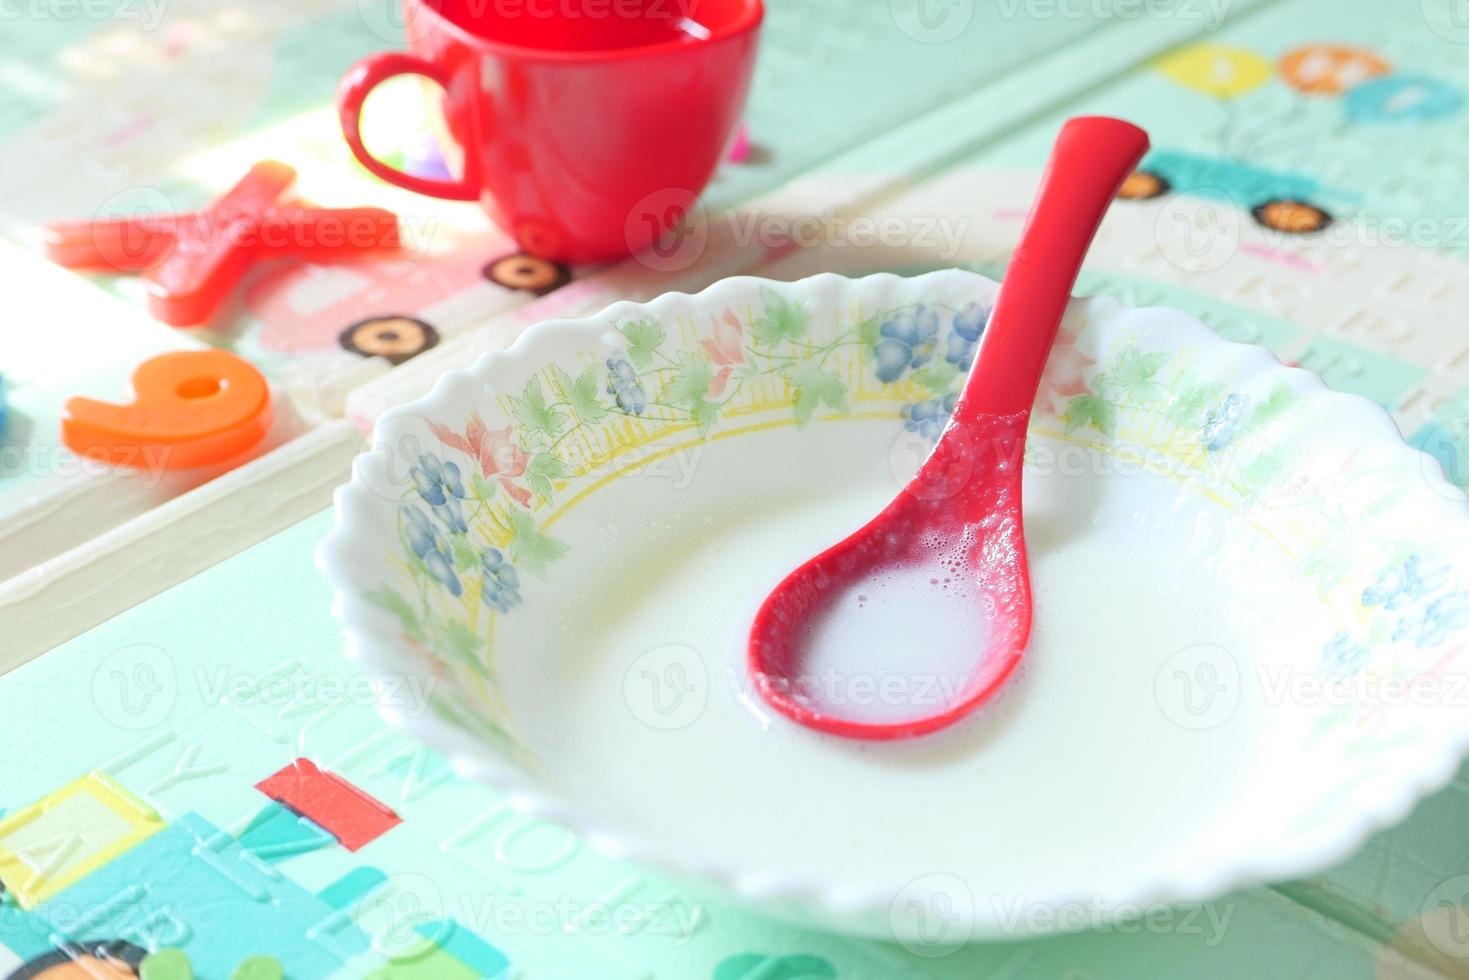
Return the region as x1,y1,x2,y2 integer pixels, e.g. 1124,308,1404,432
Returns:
748,117,1149,740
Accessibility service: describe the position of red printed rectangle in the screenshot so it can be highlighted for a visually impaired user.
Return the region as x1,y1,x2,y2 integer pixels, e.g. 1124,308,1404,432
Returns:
255,758,401,851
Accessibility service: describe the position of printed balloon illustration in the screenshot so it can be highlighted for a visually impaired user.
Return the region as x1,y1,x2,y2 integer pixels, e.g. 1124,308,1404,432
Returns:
1156,43,1272,99
1346,75,1465,123
1279,44,1389,95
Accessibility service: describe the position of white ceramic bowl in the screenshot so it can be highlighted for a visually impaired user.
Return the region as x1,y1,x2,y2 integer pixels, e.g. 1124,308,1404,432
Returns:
320,270,1469,944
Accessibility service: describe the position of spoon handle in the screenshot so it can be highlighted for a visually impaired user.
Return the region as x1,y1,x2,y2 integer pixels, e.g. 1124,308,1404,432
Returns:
952,116,1149,425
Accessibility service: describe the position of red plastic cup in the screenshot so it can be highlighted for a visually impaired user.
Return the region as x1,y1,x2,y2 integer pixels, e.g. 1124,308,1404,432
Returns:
339,0,763,263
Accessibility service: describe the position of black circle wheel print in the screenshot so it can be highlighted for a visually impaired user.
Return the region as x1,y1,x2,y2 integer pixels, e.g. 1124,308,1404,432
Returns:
338,315,441,365
482,253,572,295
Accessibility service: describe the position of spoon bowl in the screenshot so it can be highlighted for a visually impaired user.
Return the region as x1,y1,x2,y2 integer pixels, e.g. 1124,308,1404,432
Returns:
749,412,1032,738
748,117,1150,739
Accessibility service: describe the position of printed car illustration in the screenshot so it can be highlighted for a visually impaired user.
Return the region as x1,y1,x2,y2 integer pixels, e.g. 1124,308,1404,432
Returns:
1118,149,1341,235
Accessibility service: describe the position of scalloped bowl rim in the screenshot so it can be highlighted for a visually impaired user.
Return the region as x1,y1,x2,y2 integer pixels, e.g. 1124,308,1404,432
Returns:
319,269,1469,939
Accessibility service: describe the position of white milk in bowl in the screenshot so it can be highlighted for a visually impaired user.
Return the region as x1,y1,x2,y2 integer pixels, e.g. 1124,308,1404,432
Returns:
495,420,1328,908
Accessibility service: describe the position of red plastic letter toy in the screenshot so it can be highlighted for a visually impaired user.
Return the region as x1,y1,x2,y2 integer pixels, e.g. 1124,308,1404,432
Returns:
45,161,400,326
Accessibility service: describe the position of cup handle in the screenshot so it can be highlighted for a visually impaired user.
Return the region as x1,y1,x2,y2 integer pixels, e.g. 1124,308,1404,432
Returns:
338,52,479,201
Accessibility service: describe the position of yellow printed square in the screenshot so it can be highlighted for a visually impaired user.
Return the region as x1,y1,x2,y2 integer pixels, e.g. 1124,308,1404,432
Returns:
0,772,163,909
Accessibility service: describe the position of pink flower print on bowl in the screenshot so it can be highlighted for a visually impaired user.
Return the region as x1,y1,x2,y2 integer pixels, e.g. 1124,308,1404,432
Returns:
702,309,746,398
1033,325,1096,417
429,414,534,508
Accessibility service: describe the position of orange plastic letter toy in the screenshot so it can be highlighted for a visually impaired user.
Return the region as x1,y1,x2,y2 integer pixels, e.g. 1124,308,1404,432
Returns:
62,350,273,470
